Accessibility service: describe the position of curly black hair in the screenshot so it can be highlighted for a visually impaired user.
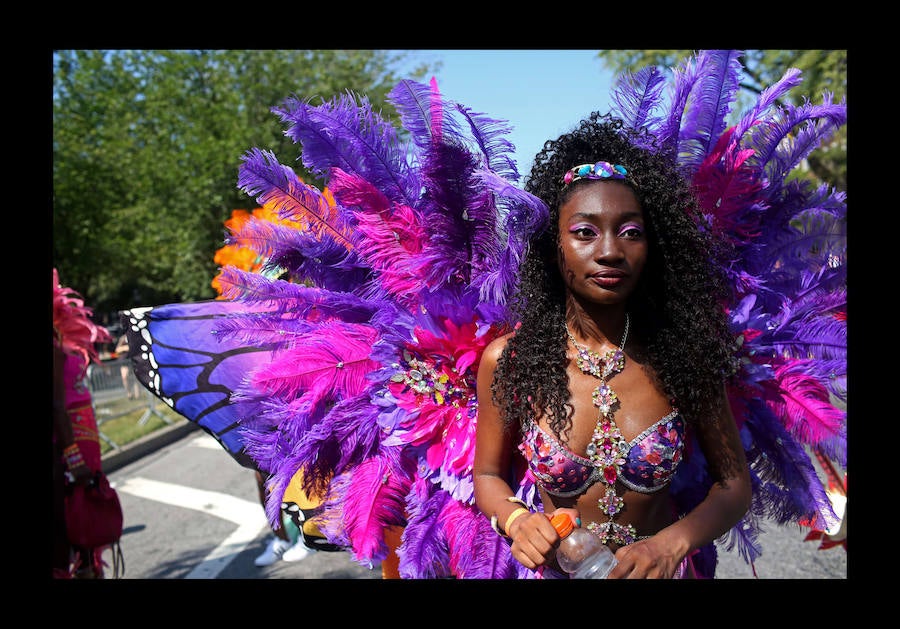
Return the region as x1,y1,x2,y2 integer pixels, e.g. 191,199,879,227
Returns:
493,112,737,440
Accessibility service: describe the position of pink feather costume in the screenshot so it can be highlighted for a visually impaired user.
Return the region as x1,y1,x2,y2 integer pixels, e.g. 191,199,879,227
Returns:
53,268,114,577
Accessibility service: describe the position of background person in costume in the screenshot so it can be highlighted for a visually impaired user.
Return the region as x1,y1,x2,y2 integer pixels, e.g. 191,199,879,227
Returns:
252,469,310,565
120,50,845,578
115,333,142,400
474,116,751,579
52,268,114,578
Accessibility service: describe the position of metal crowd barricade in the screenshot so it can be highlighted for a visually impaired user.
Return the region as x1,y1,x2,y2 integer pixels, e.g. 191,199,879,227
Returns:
87,357,172,450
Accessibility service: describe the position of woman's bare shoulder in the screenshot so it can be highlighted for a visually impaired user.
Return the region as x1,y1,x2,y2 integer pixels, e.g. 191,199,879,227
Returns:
481,331,515,365
487,330,515,351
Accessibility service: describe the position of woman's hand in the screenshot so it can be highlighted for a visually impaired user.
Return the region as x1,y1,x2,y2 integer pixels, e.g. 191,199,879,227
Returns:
507,507,581,570
547,507,581,528
606,534,686,579
507,511,559,570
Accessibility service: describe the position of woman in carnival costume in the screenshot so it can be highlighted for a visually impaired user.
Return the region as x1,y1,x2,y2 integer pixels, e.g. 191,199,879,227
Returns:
475,115,750,579
53,268,115,578
121,49,846,578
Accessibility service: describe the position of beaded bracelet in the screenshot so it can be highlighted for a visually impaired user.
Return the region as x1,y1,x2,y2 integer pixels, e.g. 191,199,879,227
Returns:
490,514,505,537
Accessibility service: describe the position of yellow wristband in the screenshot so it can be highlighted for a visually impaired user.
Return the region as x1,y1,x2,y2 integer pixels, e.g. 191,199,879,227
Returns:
504,507,529,536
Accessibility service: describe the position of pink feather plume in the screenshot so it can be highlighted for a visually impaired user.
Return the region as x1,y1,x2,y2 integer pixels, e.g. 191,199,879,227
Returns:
250,321,380,400
770,360,846,448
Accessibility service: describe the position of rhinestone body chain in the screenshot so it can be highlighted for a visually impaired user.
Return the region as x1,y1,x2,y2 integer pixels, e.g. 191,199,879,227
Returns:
565,314,639,546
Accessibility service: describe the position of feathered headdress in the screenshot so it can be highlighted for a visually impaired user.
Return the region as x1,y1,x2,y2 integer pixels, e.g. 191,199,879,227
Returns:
611,50,846,571
122,52,846,578
219,77,548,576
53,268,113,376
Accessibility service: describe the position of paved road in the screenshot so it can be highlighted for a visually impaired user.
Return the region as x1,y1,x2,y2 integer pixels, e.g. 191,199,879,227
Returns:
101,426,846,580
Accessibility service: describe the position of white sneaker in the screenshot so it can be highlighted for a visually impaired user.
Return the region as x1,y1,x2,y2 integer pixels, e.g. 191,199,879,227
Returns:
254,536,293,567
282,539,315,562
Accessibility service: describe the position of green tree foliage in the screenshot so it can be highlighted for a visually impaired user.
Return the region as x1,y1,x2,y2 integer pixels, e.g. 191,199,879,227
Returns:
53,50,434,317
595,50,846,191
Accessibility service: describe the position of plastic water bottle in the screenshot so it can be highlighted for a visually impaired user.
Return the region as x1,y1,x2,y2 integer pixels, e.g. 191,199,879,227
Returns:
549,513,618,579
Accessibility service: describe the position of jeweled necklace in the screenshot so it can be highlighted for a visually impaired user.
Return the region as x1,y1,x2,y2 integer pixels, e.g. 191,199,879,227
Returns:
565,314,638,546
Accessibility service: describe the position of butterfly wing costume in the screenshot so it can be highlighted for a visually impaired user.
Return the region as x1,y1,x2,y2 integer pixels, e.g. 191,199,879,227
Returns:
121,49,846,578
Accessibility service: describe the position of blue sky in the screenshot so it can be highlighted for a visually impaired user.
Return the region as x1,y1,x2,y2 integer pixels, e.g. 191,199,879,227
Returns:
397,50,616,179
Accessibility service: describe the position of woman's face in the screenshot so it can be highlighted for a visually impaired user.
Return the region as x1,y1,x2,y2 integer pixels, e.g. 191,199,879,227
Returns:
556,181,648,306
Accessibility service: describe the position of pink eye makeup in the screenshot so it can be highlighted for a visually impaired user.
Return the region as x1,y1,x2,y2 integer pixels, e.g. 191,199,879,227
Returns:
618,223,644,239
569,223,599,238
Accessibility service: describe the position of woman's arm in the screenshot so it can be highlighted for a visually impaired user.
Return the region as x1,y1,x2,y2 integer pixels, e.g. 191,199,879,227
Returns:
672,385,752,546
611,384,752,578
473,334,560,570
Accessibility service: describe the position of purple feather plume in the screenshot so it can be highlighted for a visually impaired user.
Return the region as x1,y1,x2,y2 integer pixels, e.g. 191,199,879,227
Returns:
237,148,355,247
610,64,667,135
676,49,744,173
397,478,453,578
442,498,517,578
389,77,444,151
274,91,418,208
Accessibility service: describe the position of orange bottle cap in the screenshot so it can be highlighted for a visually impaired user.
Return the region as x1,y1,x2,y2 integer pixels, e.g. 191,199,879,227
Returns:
548,512,574,537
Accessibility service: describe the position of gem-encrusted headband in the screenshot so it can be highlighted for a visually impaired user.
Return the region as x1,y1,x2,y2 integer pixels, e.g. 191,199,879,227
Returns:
562,161,628,186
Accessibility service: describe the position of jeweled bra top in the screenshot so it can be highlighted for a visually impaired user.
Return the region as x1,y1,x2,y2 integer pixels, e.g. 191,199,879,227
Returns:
518,410,685,496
